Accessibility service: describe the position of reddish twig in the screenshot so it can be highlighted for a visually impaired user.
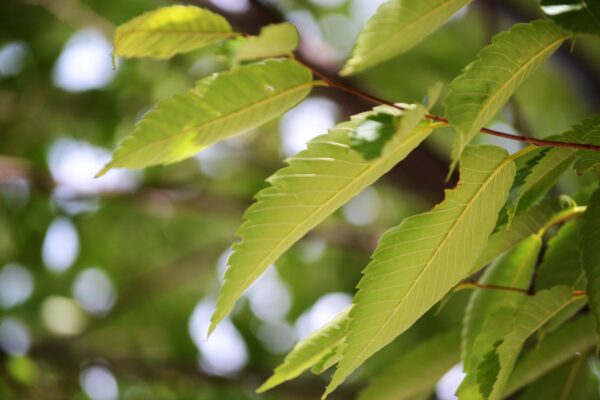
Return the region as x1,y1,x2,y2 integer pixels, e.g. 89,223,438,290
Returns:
304,61,600,153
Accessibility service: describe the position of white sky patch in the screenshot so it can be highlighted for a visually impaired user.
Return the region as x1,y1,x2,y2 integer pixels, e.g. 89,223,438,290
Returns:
541,4,584,15
48,138,140,195
295,292,351,339
80,365,119,400
255,321,296,354
309,0,345,8
0,41,27,77
350,0,386,25
436,364,465,400
73,268,116,316
280,97,338,157
0,317,30,356
53,29,115,92
42,217,79,273
210,0,251,13
189,299,248,377
0,263,34,309
342,186,381,226
246,267,291,323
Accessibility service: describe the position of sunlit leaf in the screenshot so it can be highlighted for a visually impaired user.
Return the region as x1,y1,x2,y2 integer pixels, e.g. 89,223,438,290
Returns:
445,20,569,165
341,0,473,75
99,59,312,175
325,145,516,398
210,105,434,334
232,23,300,61
114,5,235,59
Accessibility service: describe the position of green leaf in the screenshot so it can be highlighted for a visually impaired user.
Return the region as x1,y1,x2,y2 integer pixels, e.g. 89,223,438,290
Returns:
462,235,541,372
341,0,473,76
541,0,600,36
99,59,312,175
357,330,460,400
478,286,582,400
325,145,516,398
257,308,350,393
231,23,300,61
517,354,590,400
566,116,600,176
537,220,584,291
210,105,434,333
581,186,600,343
508,147,576,220
504,315,597,396
114,6,235,59
473,197,571,273
445,20,568,165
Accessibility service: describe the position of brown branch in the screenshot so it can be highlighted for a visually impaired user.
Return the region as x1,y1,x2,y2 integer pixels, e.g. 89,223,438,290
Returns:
303,61,600,153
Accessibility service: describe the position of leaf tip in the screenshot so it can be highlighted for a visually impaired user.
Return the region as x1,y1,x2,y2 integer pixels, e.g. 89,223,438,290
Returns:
95,165,111,178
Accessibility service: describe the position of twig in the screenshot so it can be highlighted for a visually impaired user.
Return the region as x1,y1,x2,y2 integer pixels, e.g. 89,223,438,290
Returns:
300,60,600,153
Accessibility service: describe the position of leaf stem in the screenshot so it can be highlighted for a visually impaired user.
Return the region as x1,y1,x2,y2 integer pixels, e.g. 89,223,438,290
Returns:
301,61,600,153
537,206,587,237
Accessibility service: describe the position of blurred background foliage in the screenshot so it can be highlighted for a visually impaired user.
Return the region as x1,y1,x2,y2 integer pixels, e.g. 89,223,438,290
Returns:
0,0,599,399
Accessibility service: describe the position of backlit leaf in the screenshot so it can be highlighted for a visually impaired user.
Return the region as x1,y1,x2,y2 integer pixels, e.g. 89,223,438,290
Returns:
210,105,434,334
99,59,312,175
325,145,516,398
114,5,235,59
341,0,473,75
445,20,568,165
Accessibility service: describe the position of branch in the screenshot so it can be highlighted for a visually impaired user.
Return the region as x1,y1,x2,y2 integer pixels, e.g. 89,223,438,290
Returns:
305,62,600,153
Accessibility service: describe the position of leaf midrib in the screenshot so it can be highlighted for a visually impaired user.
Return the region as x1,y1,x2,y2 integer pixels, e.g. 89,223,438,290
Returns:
351,152,513,367
112,80,312,166
224,124,433,319
117,29,235,39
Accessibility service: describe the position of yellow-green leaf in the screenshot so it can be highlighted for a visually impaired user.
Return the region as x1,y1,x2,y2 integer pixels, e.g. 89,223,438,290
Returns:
325,145,516,398
234,23,300,61
99,59,312,175
445,20,568,165
341,0,473,75
114,6,235,59
209,105,434,334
